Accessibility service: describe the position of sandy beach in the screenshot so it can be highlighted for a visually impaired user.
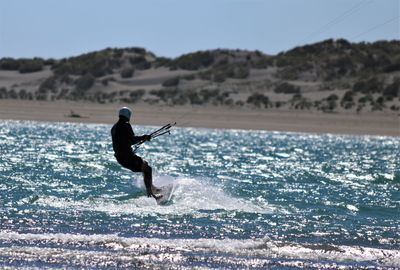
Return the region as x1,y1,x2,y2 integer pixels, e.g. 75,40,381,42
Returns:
0,100,398,136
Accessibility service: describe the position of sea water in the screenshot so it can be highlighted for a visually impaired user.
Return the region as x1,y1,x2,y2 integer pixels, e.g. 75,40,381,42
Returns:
0,120,399,269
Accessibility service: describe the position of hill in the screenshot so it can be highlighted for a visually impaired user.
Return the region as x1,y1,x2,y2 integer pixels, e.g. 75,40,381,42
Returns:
0,39,399,114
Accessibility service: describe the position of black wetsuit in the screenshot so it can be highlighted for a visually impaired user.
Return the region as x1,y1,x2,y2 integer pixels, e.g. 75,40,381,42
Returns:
111,118,147,172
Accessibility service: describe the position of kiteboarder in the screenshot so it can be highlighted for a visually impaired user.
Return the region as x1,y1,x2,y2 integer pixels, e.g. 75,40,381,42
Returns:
111,107,161,199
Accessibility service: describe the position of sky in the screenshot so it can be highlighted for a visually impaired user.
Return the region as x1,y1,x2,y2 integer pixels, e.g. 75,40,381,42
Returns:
0,0,398,59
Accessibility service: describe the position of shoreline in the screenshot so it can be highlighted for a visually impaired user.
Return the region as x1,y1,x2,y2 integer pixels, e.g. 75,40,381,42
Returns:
0,100,398,136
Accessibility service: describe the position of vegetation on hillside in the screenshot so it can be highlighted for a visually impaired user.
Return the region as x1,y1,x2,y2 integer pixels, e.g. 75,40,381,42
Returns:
0,39,399,113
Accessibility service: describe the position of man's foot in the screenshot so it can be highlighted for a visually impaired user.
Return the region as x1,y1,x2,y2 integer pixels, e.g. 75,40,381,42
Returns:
152,186,161,194
154,194,163,200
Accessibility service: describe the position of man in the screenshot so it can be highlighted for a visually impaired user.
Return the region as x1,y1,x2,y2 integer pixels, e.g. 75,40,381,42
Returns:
111,107,161,199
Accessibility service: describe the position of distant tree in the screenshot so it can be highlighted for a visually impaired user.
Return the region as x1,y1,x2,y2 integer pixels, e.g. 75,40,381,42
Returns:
274,82,300,94
154,57,171,68
0,87,8,98
169,51,214,70
232,66,250,79
235,100,245,106
182,74,195,80
18,89,28,100
326,94,339,101
7,89,18,99
38,76,57,93
120,67,134,78
340,90,355,109
383,63,400,73
383,78,400,98
75,74,95,92
247,93,270,108
129,89,145,102
19,59,44,73
0,58,20,70
352,77,383,94
162,77,180,87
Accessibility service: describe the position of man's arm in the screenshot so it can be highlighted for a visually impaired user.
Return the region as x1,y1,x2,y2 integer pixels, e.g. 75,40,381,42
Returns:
127,124,150,145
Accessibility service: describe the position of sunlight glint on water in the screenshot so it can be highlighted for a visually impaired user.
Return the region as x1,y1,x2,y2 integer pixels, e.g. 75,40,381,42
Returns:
0,120,399,269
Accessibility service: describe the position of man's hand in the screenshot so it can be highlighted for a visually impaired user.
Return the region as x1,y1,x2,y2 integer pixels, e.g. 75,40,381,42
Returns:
143,135,151,141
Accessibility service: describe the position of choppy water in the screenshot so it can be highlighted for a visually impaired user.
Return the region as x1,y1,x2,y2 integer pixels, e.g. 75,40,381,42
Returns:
0,120,399,269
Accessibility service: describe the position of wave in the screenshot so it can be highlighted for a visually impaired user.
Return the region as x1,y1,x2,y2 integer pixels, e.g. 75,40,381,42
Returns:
36,175,276,216
0,231,398,269
372,173,400,184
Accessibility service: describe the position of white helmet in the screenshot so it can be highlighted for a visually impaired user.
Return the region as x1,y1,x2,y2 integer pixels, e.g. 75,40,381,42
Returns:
118,107,132,120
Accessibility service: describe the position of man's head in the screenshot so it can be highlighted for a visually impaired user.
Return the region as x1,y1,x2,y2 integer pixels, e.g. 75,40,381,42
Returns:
118,107,132,122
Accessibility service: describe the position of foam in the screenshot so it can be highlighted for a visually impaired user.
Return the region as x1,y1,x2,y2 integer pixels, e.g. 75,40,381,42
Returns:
0,231,398,268
37,175,276,215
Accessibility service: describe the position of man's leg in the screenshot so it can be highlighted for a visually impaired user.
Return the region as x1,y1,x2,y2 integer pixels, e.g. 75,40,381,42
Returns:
141,161,161,197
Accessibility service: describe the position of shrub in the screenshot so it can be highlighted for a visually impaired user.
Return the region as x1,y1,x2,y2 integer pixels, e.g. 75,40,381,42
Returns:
113,49,124,58
0,58,20,70
352,77,383,94
292,98,312,110
171,94,187,105
57,89,69,100
279,67,299,80
129,89,145,101
182,74,195,80
247,93,269,108
8,89,18,99
169,51,214,70
199,89,219,102
341,90,355,109
127,47,147,54
162,77,180,87
326,94,338,101
275,101,285,108
120,67,134,78
383,79,400,97
18,89,28,99
60,74,72,84
151,88,180,102
187,90,203,105
213,72,226,83
342,90,354,102
358,95,373,104
274,82,300,94
38,76,57,93
376,96,384,104
129,56,145,65
43,58,56,66
35,92,48,101
0,87,8,98
119,89,145,103
324,56,354,79
323,100,337,112
252,57,273,69
136,61,151,70
53,52,113,77
199,71,212,80
236,100,245,106
101,78,109,86
129,56,151,70
225,98,234,106
383,63,400,73
232,66,250,79
390,105,399,111
19,59,43,73
155,57,171,67
75,74,95,92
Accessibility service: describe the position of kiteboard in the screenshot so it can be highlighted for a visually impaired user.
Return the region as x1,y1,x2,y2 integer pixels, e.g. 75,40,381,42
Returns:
155,184,174,205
